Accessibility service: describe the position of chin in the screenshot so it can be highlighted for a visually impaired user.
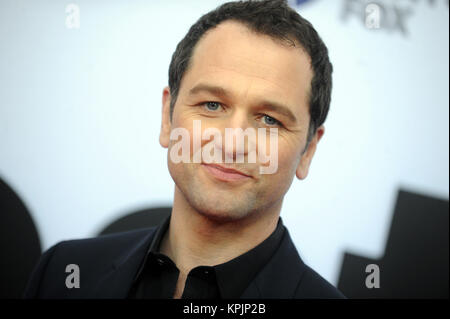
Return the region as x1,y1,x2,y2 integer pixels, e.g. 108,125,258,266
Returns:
189,192,261,224
171,164,262,223
196,207,248,223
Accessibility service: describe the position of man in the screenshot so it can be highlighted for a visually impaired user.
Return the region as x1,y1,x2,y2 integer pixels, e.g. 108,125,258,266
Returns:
24,0,345,299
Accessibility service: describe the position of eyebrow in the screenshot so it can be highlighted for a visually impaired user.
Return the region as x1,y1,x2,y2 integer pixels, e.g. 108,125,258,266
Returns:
189,84,229,98
189,83,298,124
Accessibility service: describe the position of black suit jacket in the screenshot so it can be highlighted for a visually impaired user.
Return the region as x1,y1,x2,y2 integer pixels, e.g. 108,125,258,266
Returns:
23,225,345,299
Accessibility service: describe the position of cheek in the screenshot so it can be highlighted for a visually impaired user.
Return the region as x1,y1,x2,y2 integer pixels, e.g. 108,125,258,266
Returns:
256,145,300,201
167,150,183,177
167,117,195,160
276,142,302,176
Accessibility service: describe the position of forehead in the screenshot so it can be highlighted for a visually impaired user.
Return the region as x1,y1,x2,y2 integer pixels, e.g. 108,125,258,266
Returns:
180,21,313,112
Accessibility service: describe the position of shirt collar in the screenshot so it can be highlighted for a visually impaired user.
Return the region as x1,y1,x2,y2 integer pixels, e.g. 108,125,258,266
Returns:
132,214,171,283
132,213,285,298
213,217,285,298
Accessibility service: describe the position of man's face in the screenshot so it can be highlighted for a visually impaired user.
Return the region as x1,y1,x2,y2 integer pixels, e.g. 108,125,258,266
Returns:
160,21,324,222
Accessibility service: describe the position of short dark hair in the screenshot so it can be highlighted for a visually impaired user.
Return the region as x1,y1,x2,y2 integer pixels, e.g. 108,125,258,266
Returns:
168,0,333,144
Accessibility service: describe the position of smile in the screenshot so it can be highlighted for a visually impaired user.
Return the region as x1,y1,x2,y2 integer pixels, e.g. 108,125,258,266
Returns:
201,163,252,182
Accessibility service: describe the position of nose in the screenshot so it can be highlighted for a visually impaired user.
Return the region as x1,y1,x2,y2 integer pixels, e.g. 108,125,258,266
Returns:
221,110,256,163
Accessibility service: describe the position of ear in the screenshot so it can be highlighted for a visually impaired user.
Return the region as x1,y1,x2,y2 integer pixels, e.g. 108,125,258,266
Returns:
296,125,325,180
159,86,172,148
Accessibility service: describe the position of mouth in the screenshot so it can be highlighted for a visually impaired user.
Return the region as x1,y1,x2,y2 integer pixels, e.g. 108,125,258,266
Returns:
201,163,252,182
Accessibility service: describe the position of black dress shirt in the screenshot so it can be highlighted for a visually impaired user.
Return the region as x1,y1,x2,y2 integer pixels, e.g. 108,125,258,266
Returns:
127,214,285,299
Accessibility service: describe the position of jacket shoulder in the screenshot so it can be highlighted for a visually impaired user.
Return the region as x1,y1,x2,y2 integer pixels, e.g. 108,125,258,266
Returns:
23,227,157,298
56,227,157,258
48,227,158,270
244,225,345,299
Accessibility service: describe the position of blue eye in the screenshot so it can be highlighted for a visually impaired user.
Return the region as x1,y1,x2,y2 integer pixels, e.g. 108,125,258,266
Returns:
204,102,221,111
263,115,280,126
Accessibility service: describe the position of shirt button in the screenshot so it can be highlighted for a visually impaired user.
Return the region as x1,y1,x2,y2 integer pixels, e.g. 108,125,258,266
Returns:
204,270,209,275
156,258,165,265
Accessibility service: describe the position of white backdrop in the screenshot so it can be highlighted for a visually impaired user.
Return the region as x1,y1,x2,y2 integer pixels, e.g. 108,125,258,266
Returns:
0,0,448,285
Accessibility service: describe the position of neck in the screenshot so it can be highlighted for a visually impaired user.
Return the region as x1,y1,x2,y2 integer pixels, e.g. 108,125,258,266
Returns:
159,186,281,274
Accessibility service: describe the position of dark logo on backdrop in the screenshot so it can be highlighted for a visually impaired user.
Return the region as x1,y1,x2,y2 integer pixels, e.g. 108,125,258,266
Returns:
291,0,449,37
341,0,449,36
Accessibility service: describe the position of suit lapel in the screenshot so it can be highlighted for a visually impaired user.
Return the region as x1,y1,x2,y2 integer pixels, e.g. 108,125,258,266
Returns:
89,228,157,298
240,227,307,299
